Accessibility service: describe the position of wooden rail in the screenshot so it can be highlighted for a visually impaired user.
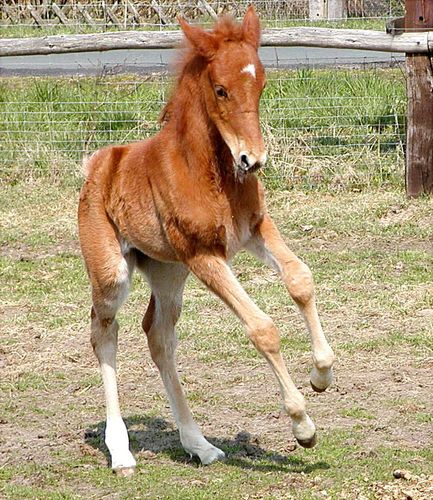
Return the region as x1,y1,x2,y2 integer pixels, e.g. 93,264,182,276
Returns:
1,28,432,57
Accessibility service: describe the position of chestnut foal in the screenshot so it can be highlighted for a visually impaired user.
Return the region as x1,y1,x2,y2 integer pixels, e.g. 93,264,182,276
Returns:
78,7,334,476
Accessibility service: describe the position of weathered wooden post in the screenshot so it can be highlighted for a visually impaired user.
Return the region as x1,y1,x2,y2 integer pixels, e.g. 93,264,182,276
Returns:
309,0,327,20
327,0,347,21
309,0,347,21
405,0,433,196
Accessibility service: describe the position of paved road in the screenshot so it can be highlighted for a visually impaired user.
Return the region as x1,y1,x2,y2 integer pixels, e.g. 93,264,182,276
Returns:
0,46,404,76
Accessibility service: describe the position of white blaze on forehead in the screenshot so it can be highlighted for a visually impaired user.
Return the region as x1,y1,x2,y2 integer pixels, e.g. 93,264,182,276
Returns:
241,63,256,79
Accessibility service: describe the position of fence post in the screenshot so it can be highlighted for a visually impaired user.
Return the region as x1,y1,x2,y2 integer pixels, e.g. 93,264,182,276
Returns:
309,0,327,20
405,0,433,196
327,0,347,20
309,0,347,21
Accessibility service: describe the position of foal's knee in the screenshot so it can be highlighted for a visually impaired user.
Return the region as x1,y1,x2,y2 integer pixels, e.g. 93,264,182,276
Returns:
285,262,314,306
90,307,119,353
248,317,280,355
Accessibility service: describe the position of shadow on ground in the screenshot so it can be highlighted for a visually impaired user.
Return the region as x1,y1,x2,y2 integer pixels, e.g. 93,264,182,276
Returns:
85,415,330,474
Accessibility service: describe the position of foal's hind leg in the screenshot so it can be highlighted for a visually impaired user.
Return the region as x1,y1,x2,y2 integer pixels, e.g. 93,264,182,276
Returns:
79,216,136,475
139,259,225,464
246,215,335,392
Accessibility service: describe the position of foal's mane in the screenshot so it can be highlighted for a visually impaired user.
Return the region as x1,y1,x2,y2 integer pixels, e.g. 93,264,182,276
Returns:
159,15,243,126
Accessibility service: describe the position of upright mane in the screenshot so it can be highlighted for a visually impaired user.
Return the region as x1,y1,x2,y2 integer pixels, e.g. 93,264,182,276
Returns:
178,15,244,76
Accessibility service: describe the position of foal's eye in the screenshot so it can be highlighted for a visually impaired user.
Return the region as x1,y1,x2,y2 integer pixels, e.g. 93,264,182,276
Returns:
215,85,228,99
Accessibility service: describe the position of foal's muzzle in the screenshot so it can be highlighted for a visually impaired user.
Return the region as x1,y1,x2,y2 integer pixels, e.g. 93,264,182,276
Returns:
237,151,267,174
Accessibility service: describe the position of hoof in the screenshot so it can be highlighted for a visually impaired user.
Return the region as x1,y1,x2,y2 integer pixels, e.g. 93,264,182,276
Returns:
198,447,226,465
182,433,225,466
296,433,317,449
310,381,326,393
114,466,135,477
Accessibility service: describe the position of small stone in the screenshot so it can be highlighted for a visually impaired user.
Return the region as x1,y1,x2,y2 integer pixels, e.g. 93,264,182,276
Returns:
401,490,414,499
395,261,404,272
393,469,411,480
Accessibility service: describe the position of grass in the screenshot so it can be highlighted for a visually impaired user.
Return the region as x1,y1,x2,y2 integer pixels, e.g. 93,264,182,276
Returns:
0,67,406,190
1,436,432,499
1,177,432,498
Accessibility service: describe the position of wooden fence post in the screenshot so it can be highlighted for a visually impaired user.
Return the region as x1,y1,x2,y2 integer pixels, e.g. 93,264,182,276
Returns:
309,0,327,20
327,0,347,21
405,0,433,196
309,0,347,21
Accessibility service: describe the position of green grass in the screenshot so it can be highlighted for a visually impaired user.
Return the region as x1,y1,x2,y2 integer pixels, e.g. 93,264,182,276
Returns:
0,67,405,190
1,432,431,499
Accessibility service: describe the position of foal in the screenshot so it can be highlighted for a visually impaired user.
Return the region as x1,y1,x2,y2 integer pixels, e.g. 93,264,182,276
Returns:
78,7,334,476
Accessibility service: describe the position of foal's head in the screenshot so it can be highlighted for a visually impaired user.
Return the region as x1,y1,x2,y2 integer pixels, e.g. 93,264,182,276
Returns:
179,7,267,176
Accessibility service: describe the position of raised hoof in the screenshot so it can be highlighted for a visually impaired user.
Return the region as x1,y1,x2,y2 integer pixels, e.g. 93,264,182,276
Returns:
296,433,317,449
310,381,326,393
114,466,136,477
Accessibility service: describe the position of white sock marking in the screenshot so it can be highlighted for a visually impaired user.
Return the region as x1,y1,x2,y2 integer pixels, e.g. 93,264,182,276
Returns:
241,63,256,79
105,416,136,470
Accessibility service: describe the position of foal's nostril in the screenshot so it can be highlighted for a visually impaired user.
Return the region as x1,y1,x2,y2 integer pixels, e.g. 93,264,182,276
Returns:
240,154,250,169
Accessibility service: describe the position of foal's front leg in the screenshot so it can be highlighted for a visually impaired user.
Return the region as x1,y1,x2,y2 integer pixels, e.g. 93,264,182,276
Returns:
188,255,317,448
246,215,335,392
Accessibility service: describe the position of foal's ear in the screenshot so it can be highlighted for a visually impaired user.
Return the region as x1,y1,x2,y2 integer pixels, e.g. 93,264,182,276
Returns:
178,17,218,59
242,5,261,50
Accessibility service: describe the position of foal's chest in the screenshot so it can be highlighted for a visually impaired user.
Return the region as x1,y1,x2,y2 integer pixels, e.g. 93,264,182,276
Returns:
164,175,265,261
215,181,265,258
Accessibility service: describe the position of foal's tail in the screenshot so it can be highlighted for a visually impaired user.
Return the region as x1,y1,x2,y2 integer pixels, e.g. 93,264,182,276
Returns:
81,150,104,179
81,155,92,179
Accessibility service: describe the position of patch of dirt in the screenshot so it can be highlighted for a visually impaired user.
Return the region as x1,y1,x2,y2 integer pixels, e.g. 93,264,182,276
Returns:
371,470,433,500
0,239,79,260
380,204,433,231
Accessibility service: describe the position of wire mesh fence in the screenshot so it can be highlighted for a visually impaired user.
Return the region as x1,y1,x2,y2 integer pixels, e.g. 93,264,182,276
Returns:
0,1,408,190
1,0,405,31
0,63,406,190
